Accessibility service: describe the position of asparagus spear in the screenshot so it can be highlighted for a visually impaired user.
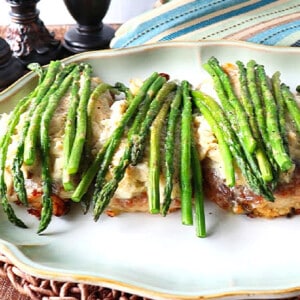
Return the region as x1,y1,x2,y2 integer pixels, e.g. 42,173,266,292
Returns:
204,58,274,199
23,61,63,166
236,60,273,183
130,81,177,166
256,64,293,172
114,82,134,103
236,61,256,122
148,96,172,214
93,150,130,220
12,142,27,206
67,63,93,175
63,78,112,191
180,81,193,225
92,76,168,220
192,91,235,187
12,118,32,207
86,82,114,153
0,92,34,227
76,83,117,209
71,72,161,202
0,62,47,220
0,188,26,228
246,61,268,143
38,66,78,234
191,140,206,238
93,75,167,196
192,91,274,201
206,57,256,154
161,86,182,216
246,60,280,185
62,70,81,191
281,83,300,134
12,65,76,206
27,62,45,80
10,64,50,206
272,71,289,152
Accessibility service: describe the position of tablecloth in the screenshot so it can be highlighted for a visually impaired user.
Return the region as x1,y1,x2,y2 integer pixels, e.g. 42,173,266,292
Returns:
111,0,300,48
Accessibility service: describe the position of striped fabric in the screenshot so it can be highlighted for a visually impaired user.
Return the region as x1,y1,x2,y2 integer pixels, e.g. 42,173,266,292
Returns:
110,0,300,48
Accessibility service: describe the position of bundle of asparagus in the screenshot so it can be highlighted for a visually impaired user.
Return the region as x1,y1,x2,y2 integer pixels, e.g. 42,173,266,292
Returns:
193,57,300,218
0,56,299,237
0,61,115,233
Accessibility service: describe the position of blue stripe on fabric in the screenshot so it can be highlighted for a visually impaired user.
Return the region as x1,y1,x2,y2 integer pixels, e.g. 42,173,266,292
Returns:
113,0,201,47
247,20,300,45
112,0,251,48
161,0,276,41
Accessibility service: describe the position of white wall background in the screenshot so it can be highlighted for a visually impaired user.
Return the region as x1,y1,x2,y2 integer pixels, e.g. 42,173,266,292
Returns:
0,0,157,25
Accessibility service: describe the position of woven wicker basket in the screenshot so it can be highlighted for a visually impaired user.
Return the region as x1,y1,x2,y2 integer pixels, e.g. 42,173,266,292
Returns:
3,253,300,300
0,253,150,300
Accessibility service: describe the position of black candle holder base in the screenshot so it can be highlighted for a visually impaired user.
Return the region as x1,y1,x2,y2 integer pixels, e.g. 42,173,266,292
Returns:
63,24,115,54
0,37,25,91
15,42,63,66
6,0,62,66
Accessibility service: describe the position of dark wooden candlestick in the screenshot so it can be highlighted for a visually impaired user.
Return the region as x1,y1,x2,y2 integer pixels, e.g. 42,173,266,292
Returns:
0,37,25,91
63,0,115,53
5,0,61,66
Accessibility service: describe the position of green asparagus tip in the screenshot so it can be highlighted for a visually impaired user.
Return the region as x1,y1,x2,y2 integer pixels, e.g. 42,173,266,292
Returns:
67,166,78,175
182,219,193,226
37,218,49,234
161,207,168,217
24,155,34,166
71,194,81,202
150,208,160,214
196,229,207,238
256,149,273,183
281,159,294,173
27,62,43,77
37,226,46,234
10,214,27,229
1,200,28,228
63,181,75,192
93,211,102,222
115,82,128,92
17,221,27,229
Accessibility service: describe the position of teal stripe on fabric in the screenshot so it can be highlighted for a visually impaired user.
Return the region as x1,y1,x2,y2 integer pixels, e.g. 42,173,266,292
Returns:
113,0,200,47
247,20,300,45
112,0,251,48
160,0,276,41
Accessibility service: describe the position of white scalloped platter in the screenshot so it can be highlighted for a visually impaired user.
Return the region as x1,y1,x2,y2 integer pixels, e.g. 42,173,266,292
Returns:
1,41,300,300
